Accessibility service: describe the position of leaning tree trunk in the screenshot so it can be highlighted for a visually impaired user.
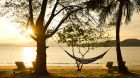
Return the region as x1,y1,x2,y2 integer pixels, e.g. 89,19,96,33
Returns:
35,35,48,75
116,1,129,74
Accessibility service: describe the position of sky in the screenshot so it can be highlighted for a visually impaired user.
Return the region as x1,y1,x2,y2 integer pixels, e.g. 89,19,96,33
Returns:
0,12,140,46
0,17,35,45
111,12,140,40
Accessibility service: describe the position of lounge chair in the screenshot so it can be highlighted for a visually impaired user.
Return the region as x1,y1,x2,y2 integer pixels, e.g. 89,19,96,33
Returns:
106,61,126,73
13,62,31,75
106,61,113,73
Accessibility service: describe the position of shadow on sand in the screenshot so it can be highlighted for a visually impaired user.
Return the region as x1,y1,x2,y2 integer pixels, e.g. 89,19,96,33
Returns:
124,73,140,78
11,72,140,78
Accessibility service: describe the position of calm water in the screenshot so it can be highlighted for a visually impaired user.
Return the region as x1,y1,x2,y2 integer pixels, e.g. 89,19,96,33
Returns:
0,47,140,66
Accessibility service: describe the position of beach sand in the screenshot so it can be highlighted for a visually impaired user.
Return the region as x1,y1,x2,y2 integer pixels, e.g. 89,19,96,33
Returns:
0,65,140,78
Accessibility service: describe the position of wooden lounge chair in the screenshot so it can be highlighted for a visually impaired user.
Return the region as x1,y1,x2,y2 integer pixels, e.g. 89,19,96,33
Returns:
13,62,31,75
106,61,113,73
106,61,126,73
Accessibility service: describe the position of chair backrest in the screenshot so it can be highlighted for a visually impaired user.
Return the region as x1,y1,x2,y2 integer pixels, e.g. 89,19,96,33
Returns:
106,62,113,68
15,62,26,70
32,61,36,69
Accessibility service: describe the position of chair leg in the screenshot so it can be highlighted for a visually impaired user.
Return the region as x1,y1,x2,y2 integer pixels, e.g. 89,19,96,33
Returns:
108,69,113,73
13,70,16,78
13,70,15,75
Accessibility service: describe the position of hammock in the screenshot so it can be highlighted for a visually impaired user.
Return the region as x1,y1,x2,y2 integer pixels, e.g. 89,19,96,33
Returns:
65,49,109,64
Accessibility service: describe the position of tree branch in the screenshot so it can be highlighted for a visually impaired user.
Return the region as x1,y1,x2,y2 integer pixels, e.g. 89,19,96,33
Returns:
36,0,48,26
29,0,34,26
78,47,84,56
44,6,73,32
54,7,67,16
83,47,90,56
54,3,77,16
28,0,38,38
44,0,60,31
29,34,37,41
45,8,82,39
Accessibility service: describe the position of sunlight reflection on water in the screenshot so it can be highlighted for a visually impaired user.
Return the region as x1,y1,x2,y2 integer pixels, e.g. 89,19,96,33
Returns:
23,47,36,67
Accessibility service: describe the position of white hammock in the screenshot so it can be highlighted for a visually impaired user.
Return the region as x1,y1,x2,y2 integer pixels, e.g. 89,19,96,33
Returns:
65,49,109,64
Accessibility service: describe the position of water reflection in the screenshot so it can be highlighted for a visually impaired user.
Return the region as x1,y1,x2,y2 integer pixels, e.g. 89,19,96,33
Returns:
23,47,36,67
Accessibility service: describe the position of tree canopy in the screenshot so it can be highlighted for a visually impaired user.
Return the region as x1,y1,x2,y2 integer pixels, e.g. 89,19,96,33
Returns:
1,0,103,75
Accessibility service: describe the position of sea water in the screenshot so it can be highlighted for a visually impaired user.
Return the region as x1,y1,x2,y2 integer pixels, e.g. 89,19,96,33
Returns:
0,47,140,66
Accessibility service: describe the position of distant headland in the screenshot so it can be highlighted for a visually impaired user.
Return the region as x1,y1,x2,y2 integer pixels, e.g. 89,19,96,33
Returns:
0,39,140,47
78,39,140,47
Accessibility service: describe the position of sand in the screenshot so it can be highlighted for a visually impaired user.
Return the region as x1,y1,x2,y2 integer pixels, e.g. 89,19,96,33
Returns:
0,65,140,78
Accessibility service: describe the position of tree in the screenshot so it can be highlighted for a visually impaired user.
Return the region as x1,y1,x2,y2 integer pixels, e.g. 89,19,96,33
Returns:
2,0,95,75
86,0,140,74
57,12,110,71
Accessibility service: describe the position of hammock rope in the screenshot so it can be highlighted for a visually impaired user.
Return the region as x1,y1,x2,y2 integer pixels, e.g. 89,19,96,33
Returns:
51,36,110,64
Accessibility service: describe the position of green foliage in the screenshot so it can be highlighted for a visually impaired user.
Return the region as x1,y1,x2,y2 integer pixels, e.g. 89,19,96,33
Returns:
1,0,99,35
85,0,105,11
93,0,140,26
1,0,41,31
57,22,111,47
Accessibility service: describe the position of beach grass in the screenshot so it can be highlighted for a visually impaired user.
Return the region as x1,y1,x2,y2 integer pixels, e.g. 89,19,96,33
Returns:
0,66,140,78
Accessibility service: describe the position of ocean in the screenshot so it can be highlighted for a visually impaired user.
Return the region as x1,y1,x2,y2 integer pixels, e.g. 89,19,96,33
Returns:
0,47,140,67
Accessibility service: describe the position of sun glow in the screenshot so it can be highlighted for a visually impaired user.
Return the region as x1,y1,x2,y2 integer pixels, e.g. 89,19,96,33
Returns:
25,29,34,35
0,19,21,36
0,18,34,43
19,28,34,42
23,47,36,67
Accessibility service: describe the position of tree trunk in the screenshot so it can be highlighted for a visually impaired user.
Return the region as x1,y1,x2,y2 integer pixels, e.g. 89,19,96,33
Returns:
116,1,129,74
35,36,48,75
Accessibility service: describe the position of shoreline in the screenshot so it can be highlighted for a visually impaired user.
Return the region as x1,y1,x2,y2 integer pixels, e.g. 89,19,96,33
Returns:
1,65,140,70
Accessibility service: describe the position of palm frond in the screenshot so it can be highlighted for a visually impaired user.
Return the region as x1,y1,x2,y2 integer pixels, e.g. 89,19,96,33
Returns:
99,0,116,26
133,0,140,12
123,0,134,24
85,0,106,10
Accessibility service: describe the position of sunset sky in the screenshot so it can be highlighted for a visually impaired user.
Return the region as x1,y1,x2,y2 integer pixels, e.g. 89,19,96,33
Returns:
0,17,34,44
0,12,140,46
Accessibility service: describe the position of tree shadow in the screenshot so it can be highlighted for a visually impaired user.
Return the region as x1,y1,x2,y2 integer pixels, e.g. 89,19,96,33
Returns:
122,72,140,78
